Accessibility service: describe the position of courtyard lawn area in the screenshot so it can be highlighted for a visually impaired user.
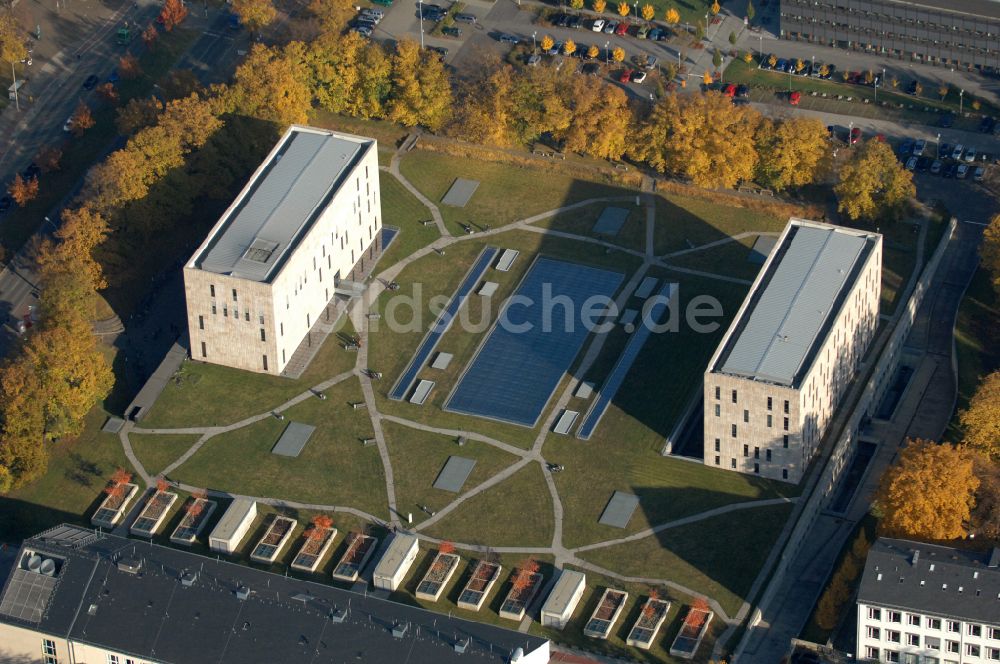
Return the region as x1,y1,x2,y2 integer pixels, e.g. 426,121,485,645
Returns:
528,565,720,664
309,109,409,165
141,316,357,428
572,271,750,455
421,462,554,547
873,218,922,315
665,235,766,282
130,433,202,477
653,193,787,256
382,421,520,526
4,408,130,541
368,229,642,450
948,266,1000,439
379,174,441,268
169,377,390,519
580,502,795,618
398,149,634,236
531,202,646,255
546,426,799,548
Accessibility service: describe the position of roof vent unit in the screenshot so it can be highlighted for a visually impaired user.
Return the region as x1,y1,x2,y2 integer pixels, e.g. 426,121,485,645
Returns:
988,547,1000,568
235,586,251,601
510,647,525,663
39,559,57,577
453,638,469,654
391,622,408,638
911,550,920,566
330,608,347,624
117,558,141,575
180,571,198,587
26,554,41,572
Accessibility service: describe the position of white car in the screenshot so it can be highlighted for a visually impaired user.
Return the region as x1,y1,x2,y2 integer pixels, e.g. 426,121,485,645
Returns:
964,147,977,163
592,19,605,32
951,144,964,160
62,116,74,132
956,163,969,179
912,139,925,156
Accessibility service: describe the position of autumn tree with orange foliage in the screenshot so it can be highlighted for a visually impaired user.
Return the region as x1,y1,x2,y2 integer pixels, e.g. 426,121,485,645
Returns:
70,101,95,137
119,53,142,79
304,514,334,540
156,477,170,492
683,598,711,631
874,438,979,540
438,540,455,555
105,468,133,498
97,82,119,105
141,24,158,49
186,489,208,517
158,0,188,31
8,174,39,206
511,559,540,593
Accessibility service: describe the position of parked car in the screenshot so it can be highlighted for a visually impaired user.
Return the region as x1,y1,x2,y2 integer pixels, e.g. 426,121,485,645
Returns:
897,140,913,158
943,162,957,178
527,53,541,66
760,55,774,70
930,159,942,174
818,63,834,79
957,163,970,178
603,20,618,34
906,80,919,95
428,46,448,59
63,116,74,132
591,18,605,32
951,144,964,160
789,91,801,105
735,84,749,98
905,156,917,171
614,22,627,36
619,68,633,83
973,165,985,181
371,0,393,6
568,15,583,29
647,27,662,40
498,33,520,44
810,61,824,77
916,156,930,172
352,25,372,36
979,116,996,133
643,55,658,70
636,24,650,39
722,83,737,97
546,41,562,55
454,12,476,23
775,58,788,72
442,26,461,37
848,127,861,144
912,139,925,156
964,147,977,163
360,8,384,20
82,74,100,90
553,13,569,27
631,70,647,83
939,143,951,159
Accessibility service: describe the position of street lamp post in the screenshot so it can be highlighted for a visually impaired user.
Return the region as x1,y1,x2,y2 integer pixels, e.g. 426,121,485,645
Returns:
936,132,941,159
960,88,964,116
532,31,537,53
9,62,17,112
606,40,610,66
418,0,425,50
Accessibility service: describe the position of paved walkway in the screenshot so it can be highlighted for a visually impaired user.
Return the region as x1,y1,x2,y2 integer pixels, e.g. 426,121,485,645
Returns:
116,165,803,630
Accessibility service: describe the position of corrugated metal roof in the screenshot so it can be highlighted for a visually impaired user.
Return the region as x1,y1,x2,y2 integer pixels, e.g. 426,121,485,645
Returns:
196,128,368,282
719,224,870,386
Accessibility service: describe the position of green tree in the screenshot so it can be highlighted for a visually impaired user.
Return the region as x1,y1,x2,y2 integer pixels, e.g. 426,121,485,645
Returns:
835,139,915,222
728,31,737,45
874,439,979,540
694,18,705,39
746,0,755,22
712,48,722,69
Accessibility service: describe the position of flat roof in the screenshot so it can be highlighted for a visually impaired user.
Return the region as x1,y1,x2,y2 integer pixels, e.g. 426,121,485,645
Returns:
192,126,373,283
0,526,549,664
542,569,586,615
210,498,256,541
714,220,879,388
858,538,1000,626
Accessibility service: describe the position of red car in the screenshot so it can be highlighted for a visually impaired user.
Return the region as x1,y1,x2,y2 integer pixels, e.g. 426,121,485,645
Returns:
722,83,737,97
789,91,801,105
850,127,861,144
615,22,628,36
619,68,634,83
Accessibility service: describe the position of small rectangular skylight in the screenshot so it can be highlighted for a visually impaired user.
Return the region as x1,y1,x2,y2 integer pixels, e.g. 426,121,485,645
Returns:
243,239,280,264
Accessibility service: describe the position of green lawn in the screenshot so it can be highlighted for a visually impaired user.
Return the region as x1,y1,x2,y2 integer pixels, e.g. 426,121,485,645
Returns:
398,149,635,236
130,433,202,477
532,202,647,254
581,502,795,617
948,266,1000,439
170,377,390,519
422,462,554,547
666,235,765,282
379,173,441,268
382,421,520,527
653,193,786,256
141,317,356,428
4,408,129,541
310,109,410,153
870,218,921,315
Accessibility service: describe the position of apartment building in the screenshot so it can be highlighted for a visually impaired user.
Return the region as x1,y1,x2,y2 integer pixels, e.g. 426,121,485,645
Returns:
703,219,882,483
857,538,1000,663
778,0,1000,71
0,524,551,664
183,125,381,375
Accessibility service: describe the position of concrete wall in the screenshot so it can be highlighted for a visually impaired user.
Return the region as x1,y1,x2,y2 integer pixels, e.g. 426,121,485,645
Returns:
734,218,957,660
184,134,381,375
0,622,67,663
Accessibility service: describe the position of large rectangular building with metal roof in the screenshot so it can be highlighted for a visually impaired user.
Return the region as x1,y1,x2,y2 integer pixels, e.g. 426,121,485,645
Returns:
703,219,881,483
183,125,382,375
0,524,551,664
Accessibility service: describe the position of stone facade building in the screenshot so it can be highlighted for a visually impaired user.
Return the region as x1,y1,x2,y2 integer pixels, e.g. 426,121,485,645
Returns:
183,125,381,375
703,219,882,484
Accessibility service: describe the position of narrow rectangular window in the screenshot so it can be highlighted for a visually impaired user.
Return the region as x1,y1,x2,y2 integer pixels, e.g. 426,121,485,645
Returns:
731,458,736,469
783,435,789,448
260,328,266,342
743,409,749,423
731,424,737,438
201,342,206,357
731,389,737,403
245,311,250,322
714,386,720,400
714,439,720,452
743,444,749,457
767,396,772,411
209,284,215,297
784,399,790,414
714,455,720,465
753,446,759,459
783,417,789,431
767,414,773,428
282,349,286,363
782,468,788,480
211,304,216,315
262,355,268,371
280,323,284,336
108,655,120,664
766,449,772,462
223,306,228,318
198,315,204,330
259,314,264,325
232,288,237,301
714,404,720,417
